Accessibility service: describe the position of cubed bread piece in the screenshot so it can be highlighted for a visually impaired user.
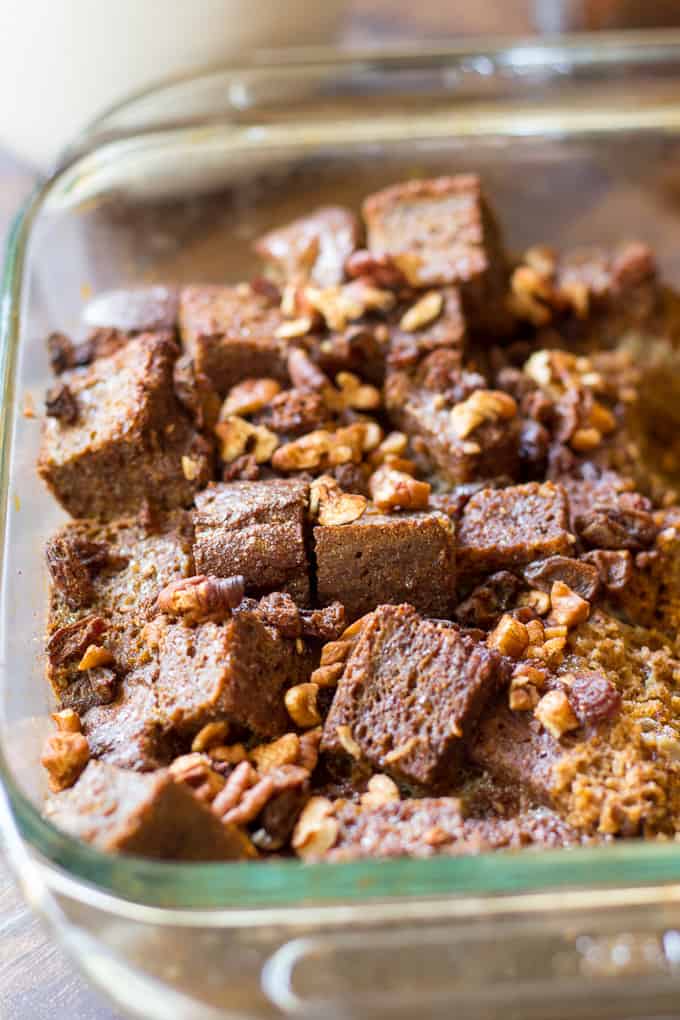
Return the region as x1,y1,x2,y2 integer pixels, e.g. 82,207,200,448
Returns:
387,286,467,371
470,610,680,835
321,604,508,789
179,284,288,394
611,510,680,649
82,671,173,772
313,799,583,861
154,610,315,739
38,333,212,520
458,482,573,579
386,372,520,486
254,206,360,287
193,479,310,604
363,175,509,332
44,760,253,859
315,509,456,620
46,510,194,711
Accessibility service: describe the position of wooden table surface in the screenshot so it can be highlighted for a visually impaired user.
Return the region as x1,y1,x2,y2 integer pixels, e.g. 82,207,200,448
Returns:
0,3,655,1019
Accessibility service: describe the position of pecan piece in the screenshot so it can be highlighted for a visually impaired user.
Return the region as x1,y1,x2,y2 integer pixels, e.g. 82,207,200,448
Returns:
344,249,409,288
523,556,600,601
581,549,633,593
157,574,245,623
287,347,332,393
575,507,657,551
566,671,621,726
46,535,96,610
47,615,107,667
40,731,90,792
45,382,79,424
455,571,523,629
252,784,310,852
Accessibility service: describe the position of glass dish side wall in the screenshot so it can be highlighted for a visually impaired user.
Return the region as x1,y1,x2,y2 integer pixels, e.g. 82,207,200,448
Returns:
5,41,680,1020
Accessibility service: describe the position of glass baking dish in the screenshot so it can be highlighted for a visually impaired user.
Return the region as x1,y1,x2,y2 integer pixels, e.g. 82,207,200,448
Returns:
7,33,680,1019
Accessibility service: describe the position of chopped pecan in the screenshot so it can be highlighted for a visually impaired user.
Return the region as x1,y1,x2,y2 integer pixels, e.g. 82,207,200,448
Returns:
523,556,600,601
581,549,633,593
455,571,523,629
333,371,381,412
575,507,657,551
566,671,621,726
258,387,328,438
157,574,245,623
47,615,107,667
46,535,104,610
221,378,282,417
487,614,529,659
220,774,276,826
534,689,579,739
369,464,430,511
40,731,90,792
45,382,79,424
549,581,590,627
252,784,310,852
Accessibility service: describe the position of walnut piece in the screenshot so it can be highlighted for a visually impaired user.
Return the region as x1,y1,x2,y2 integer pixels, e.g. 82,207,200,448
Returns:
157,574,245,623
214,415,278,464
40,732,90,792
369,464,430,511
285,683,321,728
449,389,518,439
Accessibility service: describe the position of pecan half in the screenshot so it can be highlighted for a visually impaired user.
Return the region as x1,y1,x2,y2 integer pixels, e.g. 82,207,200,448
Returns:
45,382,79,424
252,784,310,852
523,556,600,601
369,464,430,511
47,615,107,667
157,574,245,623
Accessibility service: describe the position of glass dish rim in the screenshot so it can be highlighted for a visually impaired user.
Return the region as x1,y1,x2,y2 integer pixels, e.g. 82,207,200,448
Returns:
4,38,680,914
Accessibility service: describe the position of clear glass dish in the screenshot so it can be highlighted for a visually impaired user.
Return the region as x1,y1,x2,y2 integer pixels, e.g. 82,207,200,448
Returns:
6,34,680,1018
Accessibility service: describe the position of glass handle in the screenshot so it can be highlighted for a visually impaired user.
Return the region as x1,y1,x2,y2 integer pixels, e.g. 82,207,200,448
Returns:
263,919,680,1018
